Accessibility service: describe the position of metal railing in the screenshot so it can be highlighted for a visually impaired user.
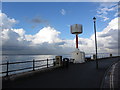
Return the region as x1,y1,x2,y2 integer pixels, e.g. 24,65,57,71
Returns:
0,54,118,77
0,58,55,77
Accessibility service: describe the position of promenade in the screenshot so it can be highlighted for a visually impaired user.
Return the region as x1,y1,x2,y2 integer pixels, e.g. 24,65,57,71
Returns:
3,57,120,88
102,59,120,88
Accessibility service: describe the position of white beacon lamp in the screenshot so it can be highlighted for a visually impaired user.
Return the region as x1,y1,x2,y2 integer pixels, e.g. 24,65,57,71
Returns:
70,24,85,63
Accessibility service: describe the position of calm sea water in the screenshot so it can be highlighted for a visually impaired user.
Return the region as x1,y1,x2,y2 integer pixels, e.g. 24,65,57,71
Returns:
0,53,114,77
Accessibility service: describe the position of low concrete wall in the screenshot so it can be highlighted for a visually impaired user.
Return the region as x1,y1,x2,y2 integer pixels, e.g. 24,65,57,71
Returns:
2,65,61,82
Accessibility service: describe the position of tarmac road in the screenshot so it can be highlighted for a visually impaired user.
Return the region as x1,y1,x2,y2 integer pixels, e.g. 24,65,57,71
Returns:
3,57,120,88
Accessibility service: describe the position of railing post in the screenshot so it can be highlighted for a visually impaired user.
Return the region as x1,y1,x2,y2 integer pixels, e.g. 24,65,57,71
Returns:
47,59,48,68
6,61,9,77
53,58,55,66
33,59,35,71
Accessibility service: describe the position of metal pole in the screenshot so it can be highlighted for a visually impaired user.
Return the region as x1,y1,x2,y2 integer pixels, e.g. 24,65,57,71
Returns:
33,59,35,71
6,61,9,76
47,59,48,68
94,19,98,69
53,58,55,66
76,34,78,49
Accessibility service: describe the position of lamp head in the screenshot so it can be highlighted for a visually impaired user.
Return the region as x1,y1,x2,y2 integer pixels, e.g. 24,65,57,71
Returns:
93,17,96,21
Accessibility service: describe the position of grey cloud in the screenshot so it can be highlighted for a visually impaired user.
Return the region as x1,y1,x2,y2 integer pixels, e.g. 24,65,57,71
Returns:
55,42,66,45
2,45,31,51
2,42,73,55
106,45,118,50
2,29,72,55
106,41,118,49
78,41,87,45
25,16,49,29
97,42,104,47
99,29,118,38
31,16,48,24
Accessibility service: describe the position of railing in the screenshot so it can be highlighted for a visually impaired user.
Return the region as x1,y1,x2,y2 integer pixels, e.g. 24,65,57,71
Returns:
0,58,55,77
0,53,118,77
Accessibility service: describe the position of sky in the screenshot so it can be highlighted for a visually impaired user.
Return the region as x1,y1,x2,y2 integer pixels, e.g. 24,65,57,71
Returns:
0,1,120,55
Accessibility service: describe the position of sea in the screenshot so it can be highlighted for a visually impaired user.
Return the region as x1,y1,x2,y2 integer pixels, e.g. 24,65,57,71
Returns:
0,53,116,77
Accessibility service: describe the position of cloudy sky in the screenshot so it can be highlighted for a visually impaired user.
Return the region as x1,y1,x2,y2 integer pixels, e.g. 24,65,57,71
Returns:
0,1,120,55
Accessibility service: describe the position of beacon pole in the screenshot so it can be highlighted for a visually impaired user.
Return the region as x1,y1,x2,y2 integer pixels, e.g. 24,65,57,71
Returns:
76,34,78,49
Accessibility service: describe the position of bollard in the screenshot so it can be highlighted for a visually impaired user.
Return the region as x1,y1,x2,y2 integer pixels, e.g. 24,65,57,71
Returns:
55,56,62,66
93,54,96,60
63,58,69,68
110,54,112,57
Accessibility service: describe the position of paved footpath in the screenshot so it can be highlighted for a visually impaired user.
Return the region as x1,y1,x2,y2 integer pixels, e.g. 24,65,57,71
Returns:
102,59,120,89
3,57,120,88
